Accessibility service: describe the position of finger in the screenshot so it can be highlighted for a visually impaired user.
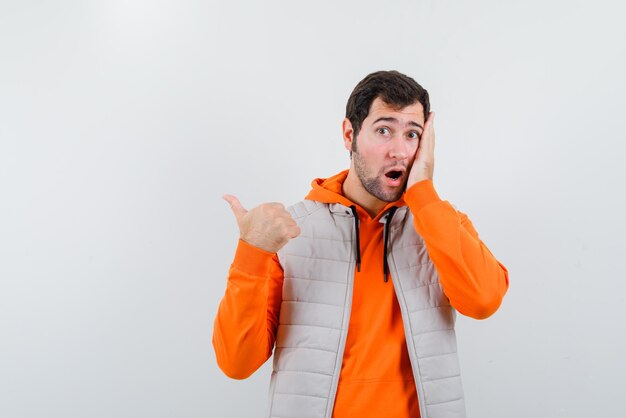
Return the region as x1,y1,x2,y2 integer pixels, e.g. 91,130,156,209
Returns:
428,112,435,150
423,112,434,135
425,111,435,127
421,112,435,148
223,194,248,221
267,202,286,210
287,225,301,239
418,112,433,143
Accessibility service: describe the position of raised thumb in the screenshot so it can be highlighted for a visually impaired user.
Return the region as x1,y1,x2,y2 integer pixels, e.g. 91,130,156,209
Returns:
223,194,248,222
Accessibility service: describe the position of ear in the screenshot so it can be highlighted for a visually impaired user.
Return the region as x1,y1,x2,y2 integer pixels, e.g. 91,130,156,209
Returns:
342,118,354,152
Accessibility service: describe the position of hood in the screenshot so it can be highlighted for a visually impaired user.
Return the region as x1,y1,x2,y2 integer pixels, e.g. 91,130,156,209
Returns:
304,169,406,220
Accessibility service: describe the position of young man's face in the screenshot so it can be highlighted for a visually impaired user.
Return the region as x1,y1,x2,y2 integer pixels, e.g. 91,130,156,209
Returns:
344,97,425,203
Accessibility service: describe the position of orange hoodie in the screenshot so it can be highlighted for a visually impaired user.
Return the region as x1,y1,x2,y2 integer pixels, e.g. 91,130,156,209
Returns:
213,171,509,417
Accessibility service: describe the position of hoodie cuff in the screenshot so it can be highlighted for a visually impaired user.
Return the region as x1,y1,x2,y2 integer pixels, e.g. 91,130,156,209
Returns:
231,239,275,276
405,180,443,213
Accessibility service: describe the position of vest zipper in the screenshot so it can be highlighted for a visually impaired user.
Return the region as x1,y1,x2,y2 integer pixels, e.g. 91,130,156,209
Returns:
349,205,361,272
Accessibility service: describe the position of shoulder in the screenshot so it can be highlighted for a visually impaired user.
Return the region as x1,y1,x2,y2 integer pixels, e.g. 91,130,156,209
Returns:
286,200,327,221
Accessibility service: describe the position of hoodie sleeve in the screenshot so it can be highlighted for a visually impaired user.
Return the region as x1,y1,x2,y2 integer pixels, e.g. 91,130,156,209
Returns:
404,180,509,319
212,239,283,379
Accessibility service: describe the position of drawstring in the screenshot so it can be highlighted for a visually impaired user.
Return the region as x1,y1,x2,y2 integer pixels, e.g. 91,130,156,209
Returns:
383,206,398,282
349,205,361,272
349,205,397,281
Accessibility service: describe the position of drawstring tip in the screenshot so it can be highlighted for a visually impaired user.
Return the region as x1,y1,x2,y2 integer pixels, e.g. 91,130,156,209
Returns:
357,262,361,272
384,273,389,283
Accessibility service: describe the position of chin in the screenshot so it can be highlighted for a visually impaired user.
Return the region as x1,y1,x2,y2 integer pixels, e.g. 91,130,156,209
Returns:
383,190,404,203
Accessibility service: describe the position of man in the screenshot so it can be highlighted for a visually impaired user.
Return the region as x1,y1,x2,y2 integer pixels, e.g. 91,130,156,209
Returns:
213,70,509,418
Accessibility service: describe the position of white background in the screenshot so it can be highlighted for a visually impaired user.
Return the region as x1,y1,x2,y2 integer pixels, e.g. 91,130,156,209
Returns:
1,1,625,417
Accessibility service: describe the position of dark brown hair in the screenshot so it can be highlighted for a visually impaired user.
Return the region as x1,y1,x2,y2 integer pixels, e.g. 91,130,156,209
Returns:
346,70,430,141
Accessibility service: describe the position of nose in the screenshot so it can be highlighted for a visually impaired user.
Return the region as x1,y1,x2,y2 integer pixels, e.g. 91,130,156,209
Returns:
388,135,409,160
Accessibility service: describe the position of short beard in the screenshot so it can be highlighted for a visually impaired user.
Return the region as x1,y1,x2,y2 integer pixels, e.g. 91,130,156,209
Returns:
353,149,405,203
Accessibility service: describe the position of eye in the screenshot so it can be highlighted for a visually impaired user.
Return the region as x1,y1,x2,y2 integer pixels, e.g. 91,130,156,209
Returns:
408,131,421,140
377,127,390,135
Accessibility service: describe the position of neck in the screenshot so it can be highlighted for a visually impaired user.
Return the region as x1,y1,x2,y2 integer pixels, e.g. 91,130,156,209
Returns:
342,168,387,218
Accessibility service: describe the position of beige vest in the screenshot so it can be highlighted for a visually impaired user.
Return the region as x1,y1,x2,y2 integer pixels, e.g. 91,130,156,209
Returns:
270,200,465,418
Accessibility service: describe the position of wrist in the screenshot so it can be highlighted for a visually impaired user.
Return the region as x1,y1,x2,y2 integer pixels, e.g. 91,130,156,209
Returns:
404,179,441,212
407,174,432,189
232,239,276,273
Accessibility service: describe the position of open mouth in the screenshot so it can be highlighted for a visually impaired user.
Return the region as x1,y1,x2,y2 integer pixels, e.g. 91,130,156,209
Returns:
385,170,404,180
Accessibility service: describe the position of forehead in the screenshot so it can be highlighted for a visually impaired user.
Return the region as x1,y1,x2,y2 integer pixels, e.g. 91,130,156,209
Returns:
365,97,425,125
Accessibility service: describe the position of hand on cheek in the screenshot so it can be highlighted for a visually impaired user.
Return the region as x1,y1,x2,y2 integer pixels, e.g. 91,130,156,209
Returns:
407,112,435,188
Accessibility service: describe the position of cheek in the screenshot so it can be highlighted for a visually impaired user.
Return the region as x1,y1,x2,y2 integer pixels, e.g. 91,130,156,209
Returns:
368,145,390,166
358,140,385,159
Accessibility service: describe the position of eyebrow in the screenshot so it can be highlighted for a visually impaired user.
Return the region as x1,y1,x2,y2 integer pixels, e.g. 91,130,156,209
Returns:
372,116,423,130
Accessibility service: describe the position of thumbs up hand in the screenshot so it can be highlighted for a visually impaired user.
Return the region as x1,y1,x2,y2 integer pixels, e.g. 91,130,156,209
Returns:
223,195,301,253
